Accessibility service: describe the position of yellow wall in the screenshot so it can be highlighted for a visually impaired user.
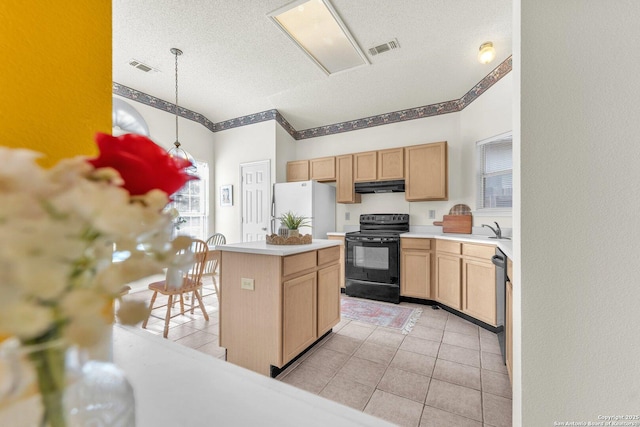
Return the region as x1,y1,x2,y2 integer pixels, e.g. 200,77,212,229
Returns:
0,1,112,167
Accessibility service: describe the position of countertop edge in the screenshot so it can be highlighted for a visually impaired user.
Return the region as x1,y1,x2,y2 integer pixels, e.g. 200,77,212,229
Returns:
401,232,514,260
216,239,340,256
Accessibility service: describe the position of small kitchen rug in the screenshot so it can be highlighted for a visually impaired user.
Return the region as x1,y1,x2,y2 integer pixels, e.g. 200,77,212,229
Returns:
340,297,422,334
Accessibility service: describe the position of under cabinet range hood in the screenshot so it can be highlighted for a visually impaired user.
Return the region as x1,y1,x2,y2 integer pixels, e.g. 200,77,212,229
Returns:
354,180,405,194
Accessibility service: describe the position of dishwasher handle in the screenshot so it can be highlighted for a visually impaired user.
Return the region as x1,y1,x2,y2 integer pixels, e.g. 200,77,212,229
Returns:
491,254,506,268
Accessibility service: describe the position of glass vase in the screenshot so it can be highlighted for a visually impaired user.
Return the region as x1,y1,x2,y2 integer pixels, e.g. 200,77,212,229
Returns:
0,338,135,426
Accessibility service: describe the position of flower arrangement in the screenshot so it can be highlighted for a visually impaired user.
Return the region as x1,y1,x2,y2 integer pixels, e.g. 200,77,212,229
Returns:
0,132,197,426
277,211,311,230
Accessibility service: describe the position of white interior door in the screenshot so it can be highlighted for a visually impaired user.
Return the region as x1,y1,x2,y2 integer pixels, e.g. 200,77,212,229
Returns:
240,160,271,242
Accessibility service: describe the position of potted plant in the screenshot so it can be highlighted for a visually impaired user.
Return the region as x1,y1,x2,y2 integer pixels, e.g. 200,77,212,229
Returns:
277,211,311,237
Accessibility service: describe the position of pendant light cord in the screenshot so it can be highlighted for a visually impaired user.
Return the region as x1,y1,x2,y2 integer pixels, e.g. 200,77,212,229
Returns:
174,48,180,146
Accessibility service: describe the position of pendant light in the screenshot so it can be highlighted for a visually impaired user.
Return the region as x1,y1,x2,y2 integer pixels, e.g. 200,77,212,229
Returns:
167,47,196,173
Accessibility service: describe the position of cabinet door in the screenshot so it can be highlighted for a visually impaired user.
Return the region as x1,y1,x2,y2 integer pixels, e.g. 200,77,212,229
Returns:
327,236,345,288
287,160,309,182
317,263,341,336
336,155,361,204
353,151,377,182
310,156,336,182
462,259,496,325
282,272,317,364
378,148,404,180
405,142,448,201
400,249,431,299
435,253,461,309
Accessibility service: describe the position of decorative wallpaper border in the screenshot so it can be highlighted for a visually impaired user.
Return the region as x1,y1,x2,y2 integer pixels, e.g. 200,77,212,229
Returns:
113,55,512,141
112,82,216,132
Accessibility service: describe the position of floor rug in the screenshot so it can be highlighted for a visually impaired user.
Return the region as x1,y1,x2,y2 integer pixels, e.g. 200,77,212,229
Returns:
340,297,422,334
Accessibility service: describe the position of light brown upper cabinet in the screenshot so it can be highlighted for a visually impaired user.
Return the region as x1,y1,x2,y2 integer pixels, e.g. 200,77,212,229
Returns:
405,141,448,201
377,148,404,180
353,151,377,182
286,160,309,182
309,156,336,182
336,155,361,204
354,148,404,182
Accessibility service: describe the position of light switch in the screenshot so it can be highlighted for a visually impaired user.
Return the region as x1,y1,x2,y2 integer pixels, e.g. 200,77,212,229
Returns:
428,210,436,219
345,212,350,220
241,278,255,291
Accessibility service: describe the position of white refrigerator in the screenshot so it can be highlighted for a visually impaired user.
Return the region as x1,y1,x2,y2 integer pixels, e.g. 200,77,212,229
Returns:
271,180,336,239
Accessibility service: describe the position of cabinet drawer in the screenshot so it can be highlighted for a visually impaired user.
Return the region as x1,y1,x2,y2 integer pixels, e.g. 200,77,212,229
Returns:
317,246,340,266
401,238,431,250
462,243,495,260
282,251,316,277
436,240,461,255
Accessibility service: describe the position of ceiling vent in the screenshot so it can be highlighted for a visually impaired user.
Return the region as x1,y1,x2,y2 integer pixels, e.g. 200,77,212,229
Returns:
128,59,157,73
368,39,400,56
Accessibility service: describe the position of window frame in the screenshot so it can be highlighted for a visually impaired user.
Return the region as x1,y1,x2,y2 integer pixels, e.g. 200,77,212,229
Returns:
169,161,209,240
475,131,513,215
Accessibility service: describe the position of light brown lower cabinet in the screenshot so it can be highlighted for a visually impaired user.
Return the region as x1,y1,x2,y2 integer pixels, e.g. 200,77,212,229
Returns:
433,240,498,327
506,257,513,383
282,272,317,363
220,245,340,376
317,263,341,336
400,238,433,299
435,252,462,310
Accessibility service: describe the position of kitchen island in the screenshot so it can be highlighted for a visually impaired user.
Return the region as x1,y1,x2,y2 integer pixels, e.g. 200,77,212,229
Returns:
218,239,341,377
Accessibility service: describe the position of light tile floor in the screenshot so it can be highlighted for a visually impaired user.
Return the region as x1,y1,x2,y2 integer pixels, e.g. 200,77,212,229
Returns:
125,278,512,427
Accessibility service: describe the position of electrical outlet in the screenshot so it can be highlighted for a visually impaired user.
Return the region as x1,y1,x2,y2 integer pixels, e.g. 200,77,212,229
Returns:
345,212,350,220
241,278,255,291
428,210,436,219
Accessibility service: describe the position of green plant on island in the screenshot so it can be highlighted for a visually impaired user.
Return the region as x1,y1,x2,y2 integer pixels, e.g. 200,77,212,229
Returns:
277,211,311,230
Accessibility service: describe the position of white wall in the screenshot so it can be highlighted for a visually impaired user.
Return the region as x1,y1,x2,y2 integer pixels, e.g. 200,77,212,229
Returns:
519,1,640,425
212,120,276,243
294,75,513,231
113,95,216,235
275,123,297,183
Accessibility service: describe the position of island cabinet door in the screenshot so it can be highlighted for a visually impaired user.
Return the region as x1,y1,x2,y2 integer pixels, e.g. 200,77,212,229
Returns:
282,272,317,365
317,263,341,336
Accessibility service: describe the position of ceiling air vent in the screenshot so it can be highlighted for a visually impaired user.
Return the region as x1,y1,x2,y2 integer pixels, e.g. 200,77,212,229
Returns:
368,39,400,56
128,59,157,73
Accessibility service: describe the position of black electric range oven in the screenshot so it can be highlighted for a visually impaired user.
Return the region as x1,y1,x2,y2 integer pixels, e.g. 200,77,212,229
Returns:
345,214,409,304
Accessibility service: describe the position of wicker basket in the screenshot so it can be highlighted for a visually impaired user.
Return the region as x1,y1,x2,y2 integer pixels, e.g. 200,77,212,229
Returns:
266,234,312,245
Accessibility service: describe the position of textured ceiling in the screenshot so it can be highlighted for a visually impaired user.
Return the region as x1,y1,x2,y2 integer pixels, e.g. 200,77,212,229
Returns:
113,0,512,131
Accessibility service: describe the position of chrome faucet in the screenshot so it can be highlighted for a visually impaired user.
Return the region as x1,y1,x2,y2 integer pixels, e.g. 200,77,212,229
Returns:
483,222,509,239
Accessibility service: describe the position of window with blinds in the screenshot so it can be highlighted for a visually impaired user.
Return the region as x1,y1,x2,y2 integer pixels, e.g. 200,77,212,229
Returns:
477,132,513,210
169,161,209,240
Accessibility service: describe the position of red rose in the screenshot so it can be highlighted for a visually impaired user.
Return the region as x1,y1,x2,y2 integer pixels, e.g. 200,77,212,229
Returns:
88,133,197,196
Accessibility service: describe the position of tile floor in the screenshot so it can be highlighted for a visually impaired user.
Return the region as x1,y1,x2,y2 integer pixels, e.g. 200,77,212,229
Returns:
125,277,512,427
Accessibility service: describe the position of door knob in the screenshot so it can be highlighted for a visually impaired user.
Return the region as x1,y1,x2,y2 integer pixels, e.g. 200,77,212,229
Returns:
261,227,267,231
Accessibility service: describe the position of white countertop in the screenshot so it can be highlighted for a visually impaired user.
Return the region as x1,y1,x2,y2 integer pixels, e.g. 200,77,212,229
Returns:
327,230,513,259
216,238,340,256
401,232,513,259
113,325,393,427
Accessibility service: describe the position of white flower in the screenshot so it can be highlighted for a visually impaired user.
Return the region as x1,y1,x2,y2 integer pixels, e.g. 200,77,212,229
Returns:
0,144,189,348
63,316,110,348
0,301,53,340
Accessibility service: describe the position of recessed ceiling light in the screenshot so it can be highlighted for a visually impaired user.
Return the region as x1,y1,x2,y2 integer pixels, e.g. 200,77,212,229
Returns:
268,0,369,75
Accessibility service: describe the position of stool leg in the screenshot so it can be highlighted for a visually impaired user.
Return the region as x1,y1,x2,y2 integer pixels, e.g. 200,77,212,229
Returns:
164,295,173,338
194,289,209,321
142,291,158,329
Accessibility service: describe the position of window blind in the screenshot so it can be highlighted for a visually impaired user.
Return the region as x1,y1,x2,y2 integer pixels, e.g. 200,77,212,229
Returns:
477,135,512,209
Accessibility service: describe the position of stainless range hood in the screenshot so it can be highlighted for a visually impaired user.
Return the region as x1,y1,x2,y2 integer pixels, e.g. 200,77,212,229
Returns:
354,180,405,194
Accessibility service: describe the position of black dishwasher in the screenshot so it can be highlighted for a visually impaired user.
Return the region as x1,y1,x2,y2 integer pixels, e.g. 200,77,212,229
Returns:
491,248,507,364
